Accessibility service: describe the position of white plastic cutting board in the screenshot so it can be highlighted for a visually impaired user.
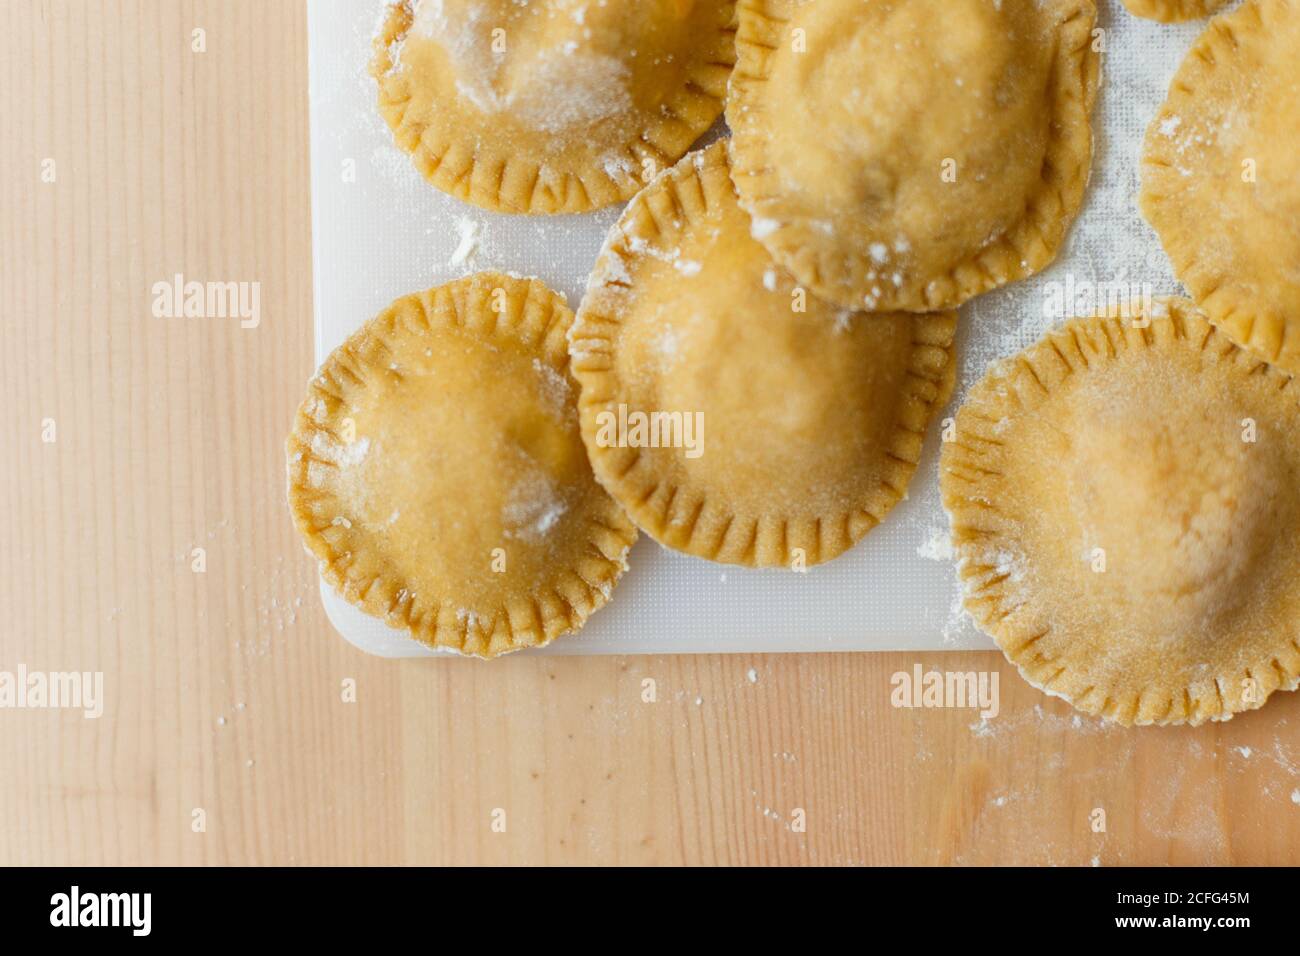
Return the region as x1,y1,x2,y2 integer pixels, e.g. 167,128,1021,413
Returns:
307,0,1206,656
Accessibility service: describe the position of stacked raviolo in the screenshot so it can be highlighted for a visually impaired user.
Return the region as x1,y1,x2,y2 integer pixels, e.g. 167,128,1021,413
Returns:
570,143,957,568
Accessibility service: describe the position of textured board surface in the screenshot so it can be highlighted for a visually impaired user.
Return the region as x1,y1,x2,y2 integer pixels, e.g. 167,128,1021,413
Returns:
308,0,1202,656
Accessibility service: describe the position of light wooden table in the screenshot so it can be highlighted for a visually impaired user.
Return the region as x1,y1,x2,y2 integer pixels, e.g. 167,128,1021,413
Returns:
2,0,1297,866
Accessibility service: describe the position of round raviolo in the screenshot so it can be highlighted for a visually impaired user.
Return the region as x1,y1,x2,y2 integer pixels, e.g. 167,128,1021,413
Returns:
569,142,958,568
941,299,1300,726
1141,0,1300,373
286,273,637,658
371,0,738,214
726,0,1100,312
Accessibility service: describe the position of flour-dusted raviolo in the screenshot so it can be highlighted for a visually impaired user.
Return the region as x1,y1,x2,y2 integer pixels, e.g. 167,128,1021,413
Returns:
1122,0,1229,22
726,0,1099,312
286,273,637,658
941,299,1300,726
570,143,958,567
1141,0,1300,373
371,0,738,214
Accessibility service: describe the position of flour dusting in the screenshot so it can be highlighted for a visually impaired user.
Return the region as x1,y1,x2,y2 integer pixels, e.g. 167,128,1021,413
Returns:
449,216,481,268
408,0,632,132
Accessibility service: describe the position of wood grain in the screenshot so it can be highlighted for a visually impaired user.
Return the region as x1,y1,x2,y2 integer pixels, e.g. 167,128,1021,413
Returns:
1,0,1297,866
